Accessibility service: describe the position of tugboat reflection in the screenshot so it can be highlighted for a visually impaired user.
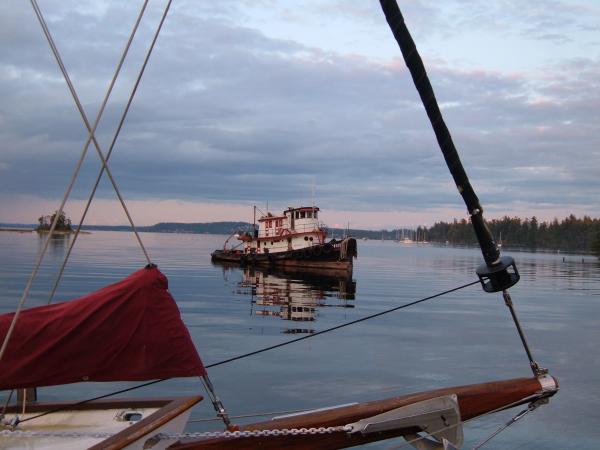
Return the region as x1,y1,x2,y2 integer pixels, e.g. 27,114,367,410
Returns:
213,262,356,334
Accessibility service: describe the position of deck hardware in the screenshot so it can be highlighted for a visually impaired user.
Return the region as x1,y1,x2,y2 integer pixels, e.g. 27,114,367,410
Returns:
115,411,143,422
502,290,547,377
476,256,520,293
346,394,462,448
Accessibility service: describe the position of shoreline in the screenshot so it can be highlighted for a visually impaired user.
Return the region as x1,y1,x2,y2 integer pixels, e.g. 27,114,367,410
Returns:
0,228,90,235
0,228,34,233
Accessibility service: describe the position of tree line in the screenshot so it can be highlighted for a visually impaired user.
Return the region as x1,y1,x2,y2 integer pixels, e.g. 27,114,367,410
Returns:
36,211,72,232
425,215,600,255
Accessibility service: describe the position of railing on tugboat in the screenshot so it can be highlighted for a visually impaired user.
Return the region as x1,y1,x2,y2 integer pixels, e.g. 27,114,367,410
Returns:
259,222,326,238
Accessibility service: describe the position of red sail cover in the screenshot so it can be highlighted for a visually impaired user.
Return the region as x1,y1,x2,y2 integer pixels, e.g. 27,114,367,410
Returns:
0,266,206,390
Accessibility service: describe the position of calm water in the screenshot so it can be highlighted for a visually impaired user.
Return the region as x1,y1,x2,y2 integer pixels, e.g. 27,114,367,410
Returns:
1,230,599,449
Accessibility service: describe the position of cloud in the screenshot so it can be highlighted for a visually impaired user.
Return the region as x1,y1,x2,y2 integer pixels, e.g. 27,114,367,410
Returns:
1,1,599,227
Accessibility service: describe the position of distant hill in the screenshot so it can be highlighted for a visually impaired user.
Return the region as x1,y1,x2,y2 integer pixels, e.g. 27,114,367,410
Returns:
5,215,599,254
1,221,406,240
80,221,253,235
80,222,391,239
0,223,34,230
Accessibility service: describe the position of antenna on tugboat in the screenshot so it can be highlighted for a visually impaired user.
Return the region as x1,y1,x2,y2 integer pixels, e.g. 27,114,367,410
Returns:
380,0,546,377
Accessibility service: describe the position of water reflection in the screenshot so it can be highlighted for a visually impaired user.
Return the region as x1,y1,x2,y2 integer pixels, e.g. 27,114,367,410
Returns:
36,231,72,254
213,262,356,333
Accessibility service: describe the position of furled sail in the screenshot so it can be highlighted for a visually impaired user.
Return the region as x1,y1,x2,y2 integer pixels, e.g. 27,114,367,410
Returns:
0,265,206,390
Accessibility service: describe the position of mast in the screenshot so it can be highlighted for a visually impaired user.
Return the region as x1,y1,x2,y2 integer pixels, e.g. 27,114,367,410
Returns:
380,0,547,377
379,0,518,285
379,1,498,264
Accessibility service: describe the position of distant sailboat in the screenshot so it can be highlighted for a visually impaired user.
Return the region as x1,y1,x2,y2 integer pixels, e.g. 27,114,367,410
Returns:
402,228,414,244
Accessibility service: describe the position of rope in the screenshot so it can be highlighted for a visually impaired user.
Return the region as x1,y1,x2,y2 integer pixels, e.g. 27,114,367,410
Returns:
188,408,312,423
46,0,149,304
471,401,540,449
31,0,152,266
20,390,26,416
46,0,172,304
0,0,99,363
340,239,347,260
14,379,165,425
1,0,172,360
3,395,544,444
9,281,478,424
13,400,311,428
0,390,14,418
2,396,545,443
385,424,463,450
200,375,232,428
206,280,480,369
384,395,543,450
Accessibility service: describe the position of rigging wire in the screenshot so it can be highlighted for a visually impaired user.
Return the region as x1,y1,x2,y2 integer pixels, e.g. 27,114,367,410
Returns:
187,408,312,423
205,280,480,369
0,0,110,363
1,0,171,361
46,0,150,304
383,394,543,450
1,2,551,447
0,390,14,418
30,0,152,266
4,0,177,426
8,280,478,423
48,1,171,303
471,401,540,450
13,379,165,425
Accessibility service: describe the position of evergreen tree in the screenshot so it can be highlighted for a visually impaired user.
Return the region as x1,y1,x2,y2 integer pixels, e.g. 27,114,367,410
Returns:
36,211,72,232
592,232,600,258
424,215,600,253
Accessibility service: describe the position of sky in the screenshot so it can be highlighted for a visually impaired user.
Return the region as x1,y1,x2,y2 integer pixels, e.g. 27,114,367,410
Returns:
0,0,599,230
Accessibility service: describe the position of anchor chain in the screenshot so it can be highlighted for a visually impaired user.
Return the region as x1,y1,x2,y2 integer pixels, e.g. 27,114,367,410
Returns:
0,425,350,440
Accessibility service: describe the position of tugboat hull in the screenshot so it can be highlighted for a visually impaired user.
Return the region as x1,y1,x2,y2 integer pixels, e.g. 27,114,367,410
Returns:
211,238,357,271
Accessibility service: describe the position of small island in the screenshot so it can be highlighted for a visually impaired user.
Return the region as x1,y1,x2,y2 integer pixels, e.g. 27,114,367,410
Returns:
36,211,73,234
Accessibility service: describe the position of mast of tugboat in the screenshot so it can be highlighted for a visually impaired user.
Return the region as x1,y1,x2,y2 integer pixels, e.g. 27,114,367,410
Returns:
380,0,547,377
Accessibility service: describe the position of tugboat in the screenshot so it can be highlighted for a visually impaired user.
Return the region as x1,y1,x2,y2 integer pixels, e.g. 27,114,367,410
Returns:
211,206,357,271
